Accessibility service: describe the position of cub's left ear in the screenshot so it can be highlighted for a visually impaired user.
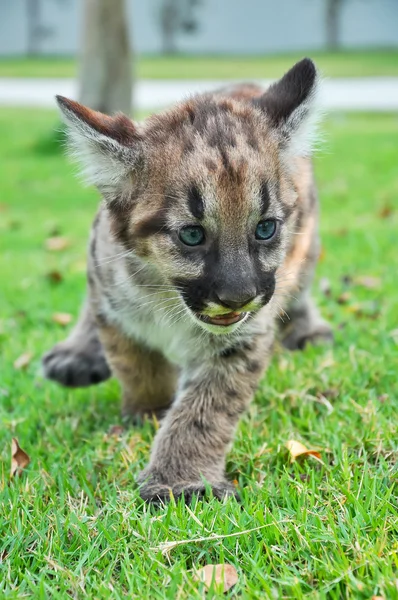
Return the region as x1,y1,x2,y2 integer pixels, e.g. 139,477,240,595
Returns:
254,58,320,157
56,96,142,191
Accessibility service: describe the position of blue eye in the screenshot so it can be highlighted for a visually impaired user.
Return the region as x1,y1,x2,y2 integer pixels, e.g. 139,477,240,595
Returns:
255,219,277,241
179,226,205,246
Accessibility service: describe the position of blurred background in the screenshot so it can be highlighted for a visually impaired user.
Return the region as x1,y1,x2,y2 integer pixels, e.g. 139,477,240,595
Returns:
2,0,398,56
0,0,398,114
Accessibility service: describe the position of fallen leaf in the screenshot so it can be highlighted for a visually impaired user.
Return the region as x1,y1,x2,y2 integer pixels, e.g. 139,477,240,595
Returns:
341,275,353,287
286,440,322,463
337,291,351,304
354,276,381,290
10,438,30,478
14,310,27,319
346,301,380,319
317,388,339,400
335,227,348,237
372,596,385,600
13,352,33,370
378,203,393,219
45,236,70,251
52,313,73,326
108,425,125,437
194,563,238,593
346,302,363,314
319,277,331,297
48,225,61,236
46,270,63,283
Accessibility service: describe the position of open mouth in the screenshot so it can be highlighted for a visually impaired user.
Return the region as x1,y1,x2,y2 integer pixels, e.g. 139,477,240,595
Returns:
196,311,247,327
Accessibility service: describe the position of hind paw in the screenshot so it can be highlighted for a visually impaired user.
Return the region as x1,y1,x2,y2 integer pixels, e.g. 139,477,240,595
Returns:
42,341,111,387
282,322,333,351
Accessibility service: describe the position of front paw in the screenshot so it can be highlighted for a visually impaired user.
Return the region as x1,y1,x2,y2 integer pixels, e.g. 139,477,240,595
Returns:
138,471,239,504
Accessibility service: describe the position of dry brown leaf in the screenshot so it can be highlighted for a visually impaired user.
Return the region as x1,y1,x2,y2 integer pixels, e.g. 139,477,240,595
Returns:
372,596,385,600
52,313,73,326
319,277,331,297
45,236,70,251
378,203,393,219
335,227,348,237
355,276,381,290
346,301,380,319
46,270,63,283
337,292,351,305
194,563,238,593
13,352,33,370
286,440,322,463
11,438,30,478
317,388,339,400
108,425,125,437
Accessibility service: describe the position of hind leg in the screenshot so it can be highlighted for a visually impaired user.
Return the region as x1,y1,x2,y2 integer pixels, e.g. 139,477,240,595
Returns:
98,322,177,422
281,291,333,351
42,299,111,387
280,226,333,351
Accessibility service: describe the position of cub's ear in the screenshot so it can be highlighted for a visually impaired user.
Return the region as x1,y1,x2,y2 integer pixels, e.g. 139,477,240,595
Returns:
56,96,142,191
254,58,320,157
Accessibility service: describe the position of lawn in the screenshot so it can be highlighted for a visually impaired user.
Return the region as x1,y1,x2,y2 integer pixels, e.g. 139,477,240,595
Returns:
0,109,397,598
1,49,398,79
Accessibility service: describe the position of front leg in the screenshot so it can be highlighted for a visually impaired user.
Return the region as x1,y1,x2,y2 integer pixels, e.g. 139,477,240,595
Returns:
138,334,273,503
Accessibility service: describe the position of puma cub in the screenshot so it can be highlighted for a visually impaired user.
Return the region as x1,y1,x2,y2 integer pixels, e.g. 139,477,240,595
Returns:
43,59,332,503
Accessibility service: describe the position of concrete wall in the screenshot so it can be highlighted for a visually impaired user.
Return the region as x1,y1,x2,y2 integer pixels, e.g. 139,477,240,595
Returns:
0,0,397,56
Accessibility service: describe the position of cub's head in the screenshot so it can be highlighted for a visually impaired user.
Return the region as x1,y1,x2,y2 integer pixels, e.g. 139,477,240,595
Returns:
57,58,319,333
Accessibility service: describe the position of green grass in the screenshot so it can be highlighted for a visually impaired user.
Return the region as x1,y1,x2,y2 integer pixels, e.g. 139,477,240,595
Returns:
1,49,398,79
1,109,398,598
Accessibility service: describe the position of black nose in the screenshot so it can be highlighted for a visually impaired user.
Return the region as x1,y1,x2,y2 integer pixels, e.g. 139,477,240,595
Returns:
215,290,256,311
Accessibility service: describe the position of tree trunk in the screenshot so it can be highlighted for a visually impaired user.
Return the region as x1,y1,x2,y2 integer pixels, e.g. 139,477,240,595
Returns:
79,0,133,115
160,0,179,54
326,0,343,50
26,0,41,56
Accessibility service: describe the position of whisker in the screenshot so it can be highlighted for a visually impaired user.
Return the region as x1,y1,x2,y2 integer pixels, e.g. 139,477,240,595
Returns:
133,284,182,289
131,290,180,302
136,297,181,311
169,309,190,329
122,262,150,282
272,299,291,323
94,249,134,266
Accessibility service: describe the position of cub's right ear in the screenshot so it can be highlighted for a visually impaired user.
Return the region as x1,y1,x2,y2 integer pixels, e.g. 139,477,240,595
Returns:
56,96,143,192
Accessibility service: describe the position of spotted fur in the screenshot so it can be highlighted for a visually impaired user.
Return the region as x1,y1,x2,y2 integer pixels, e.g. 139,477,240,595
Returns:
42,59,332,503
